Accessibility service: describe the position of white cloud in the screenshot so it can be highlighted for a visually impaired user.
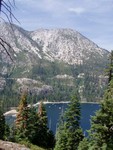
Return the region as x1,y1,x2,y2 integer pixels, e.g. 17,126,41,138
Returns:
68,7,85,14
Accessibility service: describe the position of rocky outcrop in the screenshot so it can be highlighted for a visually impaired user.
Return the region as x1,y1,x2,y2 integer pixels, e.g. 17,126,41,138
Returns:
0,140,30,150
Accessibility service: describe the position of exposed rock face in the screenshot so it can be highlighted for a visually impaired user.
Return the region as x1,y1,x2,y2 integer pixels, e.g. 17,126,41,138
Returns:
0,140,30,150
0,22,41,59
0,22,109,102
30,28,108,64
0,22,109,66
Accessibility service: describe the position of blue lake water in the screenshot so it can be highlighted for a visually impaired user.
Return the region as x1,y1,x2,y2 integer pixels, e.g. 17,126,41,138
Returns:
6,103,100,135
45,103,100,135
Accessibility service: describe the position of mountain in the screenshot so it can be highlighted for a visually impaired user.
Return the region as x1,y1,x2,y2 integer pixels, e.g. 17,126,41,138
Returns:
0,22,109,110
30,28,108,65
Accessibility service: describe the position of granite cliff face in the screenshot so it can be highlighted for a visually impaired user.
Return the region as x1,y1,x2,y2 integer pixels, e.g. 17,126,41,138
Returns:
0,22,108,66
30,28,108,65
0,22,109,104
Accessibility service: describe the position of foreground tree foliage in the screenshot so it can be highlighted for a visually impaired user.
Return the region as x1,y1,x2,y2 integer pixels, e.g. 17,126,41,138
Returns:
55,95,83,150
87,80,113,149
0,107,5,140
79,51,113,150
78,138,89,150
32,101,55,149
54,115,68,150
107,50,113,83
15,94,55,149
15,93,30,140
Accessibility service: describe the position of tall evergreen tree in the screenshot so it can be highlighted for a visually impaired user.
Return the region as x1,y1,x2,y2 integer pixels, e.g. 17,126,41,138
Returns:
32,101,55,149
78,50,113,150
54,115,68,150
78,138,89,150
15,95,55,148
88,80,113,149
106,50,113,83
29,106,38,141
15,93,29,140
55,95,83,150
107,50,113,83
84,51,113,149
0,108,5,140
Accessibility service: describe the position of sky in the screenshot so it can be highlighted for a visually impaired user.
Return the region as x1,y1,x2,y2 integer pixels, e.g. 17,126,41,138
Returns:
3,0,113,51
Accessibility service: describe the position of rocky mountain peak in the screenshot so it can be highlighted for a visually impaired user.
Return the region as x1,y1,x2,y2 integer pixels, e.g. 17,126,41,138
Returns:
30,28,108,64
0,22,109,65
0,22,110,104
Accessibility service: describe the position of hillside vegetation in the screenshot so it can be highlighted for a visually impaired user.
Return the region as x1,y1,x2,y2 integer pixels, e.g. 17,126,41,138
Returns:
0,22,109,111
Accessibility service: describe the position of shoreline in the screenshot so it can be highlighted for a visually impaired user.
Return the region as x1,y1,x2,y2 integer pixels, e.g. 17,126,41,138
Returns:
5,101,99,116
33,101,99,106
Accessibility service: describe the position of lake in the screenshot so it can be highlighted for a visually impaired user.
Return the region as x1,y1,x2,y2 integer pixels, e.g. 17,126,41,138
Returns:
6,103,100,135
45,102,99,135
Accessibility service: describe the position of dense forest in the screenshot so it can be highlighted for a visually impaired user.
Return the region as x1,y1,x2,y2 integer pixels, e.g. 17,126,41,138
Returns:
0,67,113,149
0,60,108,112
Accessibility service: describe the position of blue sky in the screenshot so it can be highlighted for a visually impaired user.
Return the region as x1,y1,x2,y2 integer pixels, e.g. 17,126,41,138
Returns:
4,0,113,50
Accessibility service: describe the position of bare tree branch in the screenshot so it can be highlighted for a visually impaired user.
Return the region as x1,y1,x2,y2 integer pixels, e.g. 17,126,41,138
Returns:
0,0,19,77
0,37,14,62
0,0,20,58
0,0,20,24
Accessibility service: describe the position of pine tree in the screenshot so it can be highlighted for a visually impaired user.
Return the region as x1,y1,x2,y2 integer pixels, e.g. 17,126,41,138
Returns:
0,108,5,140
86,50,113,149
15,93,29,140
107,50,113,83
78,138,89,150
32,101,55,149
54,115,68,150
4,124,10,141
15,95,55,148
55,95,83,150
25,105,38,143
88,80,113,149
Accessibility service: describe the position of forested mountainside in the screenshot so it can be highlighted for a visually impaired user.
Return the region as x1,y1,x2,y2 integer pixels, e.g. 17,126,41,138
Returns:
0,22,109,110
